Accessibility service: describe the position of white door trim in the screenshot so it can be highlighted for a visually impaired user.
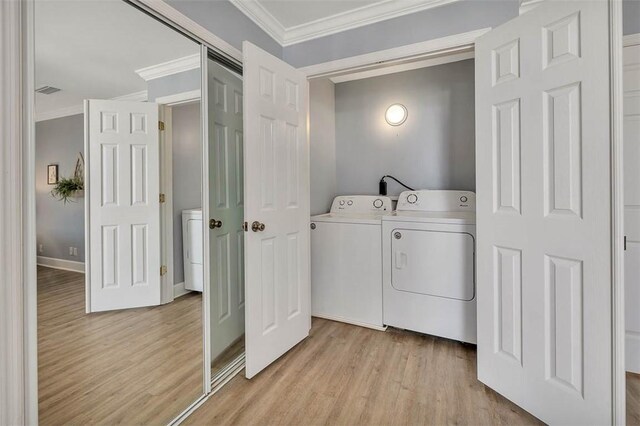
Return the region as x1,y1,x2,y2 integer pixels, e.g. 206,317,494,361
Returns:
610,2,625,423
2,0,38,424
160,105,174,304
299,27,490,79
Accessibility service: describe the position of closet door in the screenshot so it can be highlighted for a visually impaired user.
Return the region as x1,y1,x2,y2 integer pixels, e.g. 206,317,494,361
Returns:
243,41,310,379
475,1,618,424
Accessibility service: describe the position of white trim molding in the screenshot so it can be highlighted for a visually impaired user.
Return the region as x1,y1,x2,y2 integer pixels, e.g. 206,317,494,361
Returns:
37,256,85,273
173,282,191,299
628,332,640,374
2,0,38,424
36,90,149,122
624,33,640,48
155,89,201,106
300,27,489,79
231,0,460,46
135,53,200,81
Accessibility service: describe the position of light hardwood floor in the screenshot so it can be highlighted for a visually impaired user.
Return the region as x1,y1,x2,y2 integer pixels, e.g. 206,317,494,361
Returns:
38,266,204,425
188,318,640,426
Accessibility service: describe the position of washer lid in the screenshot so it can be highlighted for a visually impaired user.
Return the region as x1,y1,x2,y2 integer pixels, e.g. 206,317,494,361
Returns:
310,212,385,225
383,211,476,225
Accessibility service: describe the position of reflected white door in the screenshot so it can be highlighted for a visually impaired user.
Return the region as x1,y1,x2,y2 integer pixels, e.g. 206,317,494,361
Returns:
243,41,310,379
475,1,615,424
624,39,640,374
208,61,246,362
86,100,161,312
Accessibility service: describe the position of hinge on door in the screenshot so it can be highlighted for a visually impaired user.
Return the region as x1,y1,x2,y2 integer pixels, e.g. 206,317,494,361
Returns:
158,121,165,131
159,193,166,203
242,222,248,232
624,236,627,251
160,265,167,276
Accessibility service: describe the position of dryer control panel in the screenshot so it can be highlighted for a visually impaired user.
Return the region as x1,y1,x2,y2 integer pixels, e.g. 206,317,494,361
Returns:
396,190,475,212
330,195,393,213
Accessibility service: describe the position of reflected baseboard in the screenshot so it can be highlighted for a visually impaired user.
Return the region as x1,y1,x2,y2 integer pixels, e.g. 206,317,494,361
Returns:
37,256,85,273
174,282,190,298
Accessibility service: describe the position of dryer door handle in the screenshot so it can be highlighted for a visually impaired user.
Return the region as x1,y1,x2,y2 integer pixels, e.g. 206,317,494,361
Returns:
395,251,407,269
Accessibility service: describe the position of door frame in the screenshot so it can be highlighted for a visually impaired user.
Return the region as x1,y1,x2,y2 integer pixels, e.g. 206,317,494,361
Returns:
301,5,625,423
8,0,625,424
155,90,202,304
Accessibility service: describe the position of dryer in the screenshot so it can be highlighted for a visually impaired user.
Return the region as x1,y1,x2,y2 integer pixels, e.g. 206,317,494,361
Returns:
382,190,476,343
311,195,393,330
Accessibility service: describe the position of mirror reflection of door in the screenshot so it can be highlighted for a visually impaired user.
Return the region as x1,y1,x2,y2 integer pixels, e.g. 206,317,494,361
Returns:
207,56,245,378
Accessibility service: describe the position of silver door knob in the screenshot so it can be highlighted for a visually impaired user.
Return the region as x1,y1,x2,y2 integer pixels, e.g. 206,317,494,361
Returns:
209,219,223,229
251,221,265,232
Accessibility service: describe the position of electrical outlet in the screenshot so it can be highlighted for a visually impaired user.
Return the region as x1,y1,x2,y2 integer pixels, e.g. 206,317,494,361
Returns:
69,247,74,255
38,244,43,253
73,247,78,256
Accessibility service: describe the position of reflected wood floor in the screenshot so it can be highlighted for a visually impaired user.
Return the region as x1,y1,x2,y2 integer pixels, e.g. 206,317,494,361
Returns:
38,266,203,426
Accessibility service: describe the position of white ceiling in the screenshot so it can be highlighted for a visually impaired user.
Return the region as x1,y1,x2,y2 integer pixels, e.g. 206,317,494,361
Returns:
35,0,199,119
231,0,459,46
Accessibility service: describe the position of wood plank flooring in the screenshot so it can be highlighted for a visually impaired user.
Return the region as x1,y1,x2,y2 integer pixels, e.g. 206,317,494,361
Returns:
187,318,542,425
37,266,640,425
37,266,204,425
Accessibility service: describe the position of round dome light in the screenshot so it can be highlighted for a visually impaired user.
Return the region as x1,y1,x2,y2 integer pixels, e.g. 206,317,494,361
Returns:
385,103,407,126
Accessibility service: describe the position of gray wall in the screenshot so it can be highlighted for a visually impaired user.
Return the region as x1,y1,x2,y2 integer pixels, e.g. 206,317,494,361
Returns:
172,102,202,284
283,0,520,68
310,79,337,215
335,59,476,197
147,68,201,102
167,0,282,58
36,114,85,262
624,0,640,35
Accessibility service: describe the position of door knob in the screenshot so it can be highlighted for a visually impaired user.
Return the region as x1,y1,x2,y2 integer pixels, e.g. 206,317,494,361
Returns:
209,219,223,229
251,221,265,232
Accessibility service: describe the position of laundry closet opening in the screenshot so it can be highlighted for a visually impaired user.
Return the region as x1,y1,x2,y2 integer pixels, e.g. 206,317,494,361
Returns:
307,53,478,342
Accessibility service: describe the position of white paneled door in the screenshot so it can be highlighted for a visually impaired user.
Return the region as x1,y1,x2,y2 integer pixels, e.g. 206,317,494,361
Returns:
476,1,615,424
86,100,161,312
243,41,310,379
208,61,246,362
624,38,640,374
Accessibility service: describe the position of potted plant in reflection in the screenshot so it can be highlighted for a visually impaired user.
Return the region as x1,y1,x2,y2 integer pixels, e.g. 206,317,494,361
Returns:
51,153,84,204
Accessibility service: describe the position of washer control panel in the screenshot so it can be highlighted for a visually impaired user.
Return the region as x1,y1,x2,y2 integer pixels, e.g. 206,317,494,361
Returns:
396,190,476,212
330,195,393,213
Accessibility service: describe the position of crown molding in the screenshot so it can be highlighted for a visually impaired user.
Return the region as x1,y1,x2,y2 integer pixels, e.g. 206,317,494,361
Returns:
231,0,460,47
624,33,640,47
135,53,200,81
36,90,149,122
112,90,148,102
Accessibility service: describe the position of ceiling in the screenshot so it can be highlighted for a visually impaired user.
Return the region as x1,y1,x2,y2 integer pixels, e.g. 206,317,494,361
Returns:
35,0,199,119
231,0,459,46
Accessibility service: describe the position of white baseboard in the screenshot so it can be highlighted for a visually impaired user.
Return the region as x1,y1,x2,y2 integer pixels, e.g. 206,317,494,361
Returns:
627,331,640,374
37,256,84,273
174,281,190,298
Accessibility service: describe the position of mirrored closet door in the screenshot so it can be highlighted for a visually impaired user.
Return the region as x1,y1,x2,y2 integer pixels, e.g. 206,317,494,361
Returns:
205,52,246,382
35,0,206,423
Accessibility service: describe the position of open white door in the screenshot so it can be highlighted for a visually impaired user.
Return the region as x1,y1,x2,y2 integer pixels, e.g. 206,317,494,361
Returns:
476,1,617,424
86,100,161,312
243,41,310,378
207,60,246,362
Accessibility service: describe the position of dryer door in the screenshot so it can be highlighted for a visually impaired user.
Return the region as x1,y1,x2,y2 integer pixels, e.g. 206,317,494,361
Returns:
391,229,475,301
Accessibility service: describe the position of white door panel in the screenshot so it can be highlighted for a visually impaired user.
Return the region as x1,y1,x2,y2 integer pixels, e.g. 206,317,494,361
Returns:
476,1,613,424
624,42,640,373
86,100,161,312
243,41,310,379
208,61,246,362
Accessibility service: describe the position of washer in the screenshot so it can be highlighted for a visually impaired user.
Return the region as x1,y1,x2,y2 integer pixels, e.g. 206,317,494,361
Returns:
311,195,393,330
382,190,476,343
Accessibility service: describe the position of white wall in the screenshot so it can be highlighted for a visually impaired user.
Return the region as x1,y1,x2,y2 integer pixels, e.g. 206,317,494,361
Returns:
334,59,476,198
309,79,337,215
